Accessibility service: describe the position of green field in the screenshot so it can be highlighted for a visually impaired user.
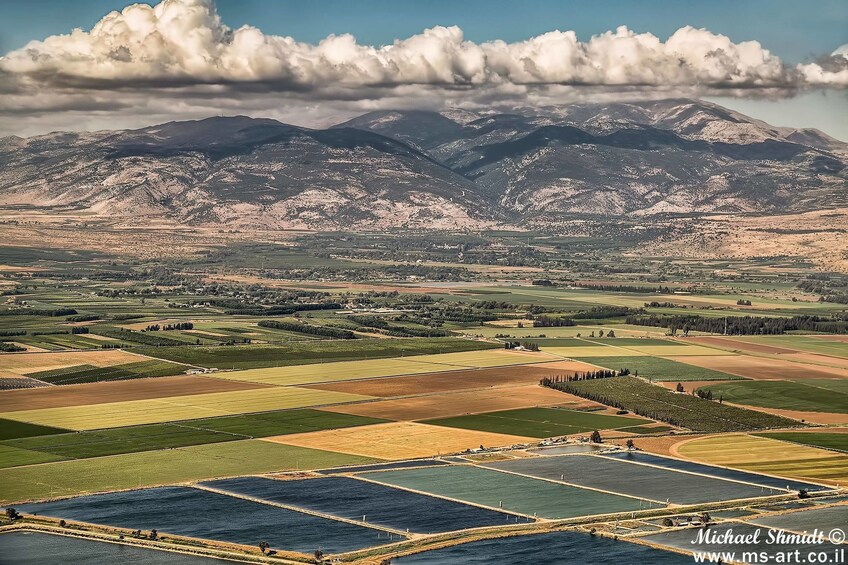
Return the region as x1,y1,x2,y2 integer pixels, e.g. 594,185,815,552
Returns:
180,408,387,437
423,407,648,438
0,409,385,462
26,360,187,384
755,432,848,453
364,464,651,519
0,387,372,430
138,338,497,369
577,356,745,382
0,418,69,441
0,439,380,503
698,381,848,413
554,377,800,432
0,444,69,469
736,336,848,358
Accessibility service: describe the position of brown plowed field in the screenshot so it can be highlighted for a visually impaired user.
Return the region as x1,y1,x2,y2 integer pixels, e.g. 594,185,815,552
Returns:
322,385,595,421
0,375,271,412
688,336,797,355
304,361,597,398
666,355,848,380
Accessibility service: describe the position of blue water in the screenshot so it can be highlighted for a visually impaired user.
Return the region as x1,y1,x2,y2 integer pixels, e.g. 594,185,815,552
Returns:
317,459,451,474
20,486,390,553
391,530,691,564
526,444,605,455
601,451,830,491
203,476,517,534
485,454,783,504
0,531,229,565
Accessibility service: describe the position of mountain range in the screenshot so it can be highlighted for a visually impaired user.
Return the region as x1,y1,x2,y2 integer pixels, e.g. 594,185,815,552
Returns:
1,99,845,230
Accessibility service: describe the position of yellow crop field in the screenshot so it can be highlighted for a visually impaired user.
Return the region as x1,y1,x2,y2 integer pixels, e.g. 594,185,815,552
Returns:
407,349,548,367
213,348,546,386
265,421,533,460
629,345,727,356
0,386,371,430
543,346,648,358
678,433,848,485
0,350,143,377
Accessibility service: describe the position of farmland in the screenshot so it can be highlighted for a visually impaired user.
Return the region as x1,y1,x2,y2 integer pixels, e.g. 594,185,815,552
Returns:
755,431,848,452
678,434,848,484
0,440,377,503
305,361,593,397
212,348,546,386
696,380,848,413
2,230,848,563
574,355,744,382
0,386,371,430
267,422,534,460
324,385,591,421
136,338,499,369
547,376,799,432
423,407,649,438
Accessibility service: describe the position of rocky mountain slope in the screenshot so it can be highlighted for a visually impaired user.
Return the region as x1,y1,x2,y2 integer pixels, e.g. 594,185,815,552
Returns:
0,117,496,230
338,99,847,223
1,100,845,229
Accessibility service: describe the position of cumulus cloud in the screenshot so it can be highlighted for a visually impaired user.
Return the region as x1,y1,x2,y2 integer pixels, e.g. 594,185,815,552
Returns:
0,0,845,135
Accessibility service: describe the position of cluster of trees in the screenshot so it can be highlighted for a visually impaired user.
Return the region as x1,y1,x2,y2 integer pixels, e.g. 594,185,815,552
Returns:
645,301,683,308
347,315,449,337
144,322,194,331
576,284,675,294
626,313,848,335
222,302,343,316
539,368,629,386
0,342,25,352
258,320,357,339
65,314,100,322
0,307,77,317
571,306,635,320
736,299,752,306
532,316,575,327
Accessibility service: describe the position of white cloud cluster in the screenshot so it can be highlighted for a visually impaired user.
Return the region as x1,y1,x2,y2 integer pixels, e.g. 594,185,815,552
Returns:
4,0,845,89
0,0,845,135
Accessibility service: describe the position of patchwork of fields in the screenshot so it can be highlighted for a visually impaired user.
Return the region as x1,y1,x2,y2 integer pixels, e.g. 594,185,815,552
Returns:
2,285,847,563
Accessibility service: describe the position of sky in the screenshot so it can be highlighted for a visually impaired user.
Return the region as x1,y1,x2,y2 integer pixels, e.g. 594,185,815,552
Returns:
0,0,845,138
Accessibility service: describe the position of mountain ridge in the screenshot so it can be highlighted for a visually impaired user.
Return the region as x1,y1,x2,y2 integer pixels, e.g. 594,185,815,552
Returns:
1,99,845,230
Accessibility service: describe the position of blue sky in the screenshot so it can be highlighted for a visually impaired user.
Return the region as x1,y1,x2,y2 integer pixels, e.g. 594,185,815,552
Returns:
0,0,845,138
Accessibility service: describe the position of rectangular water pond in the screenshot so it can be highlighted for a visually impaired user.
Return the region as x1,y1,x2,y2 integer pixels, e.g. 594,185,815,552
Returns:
203,476,517,534
0,531,230,565
526,444,605,455
748,504,848,532
601,451,830,492
19,486,393,553
484,455,783,504
391,530,691,564
363,465,655,519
